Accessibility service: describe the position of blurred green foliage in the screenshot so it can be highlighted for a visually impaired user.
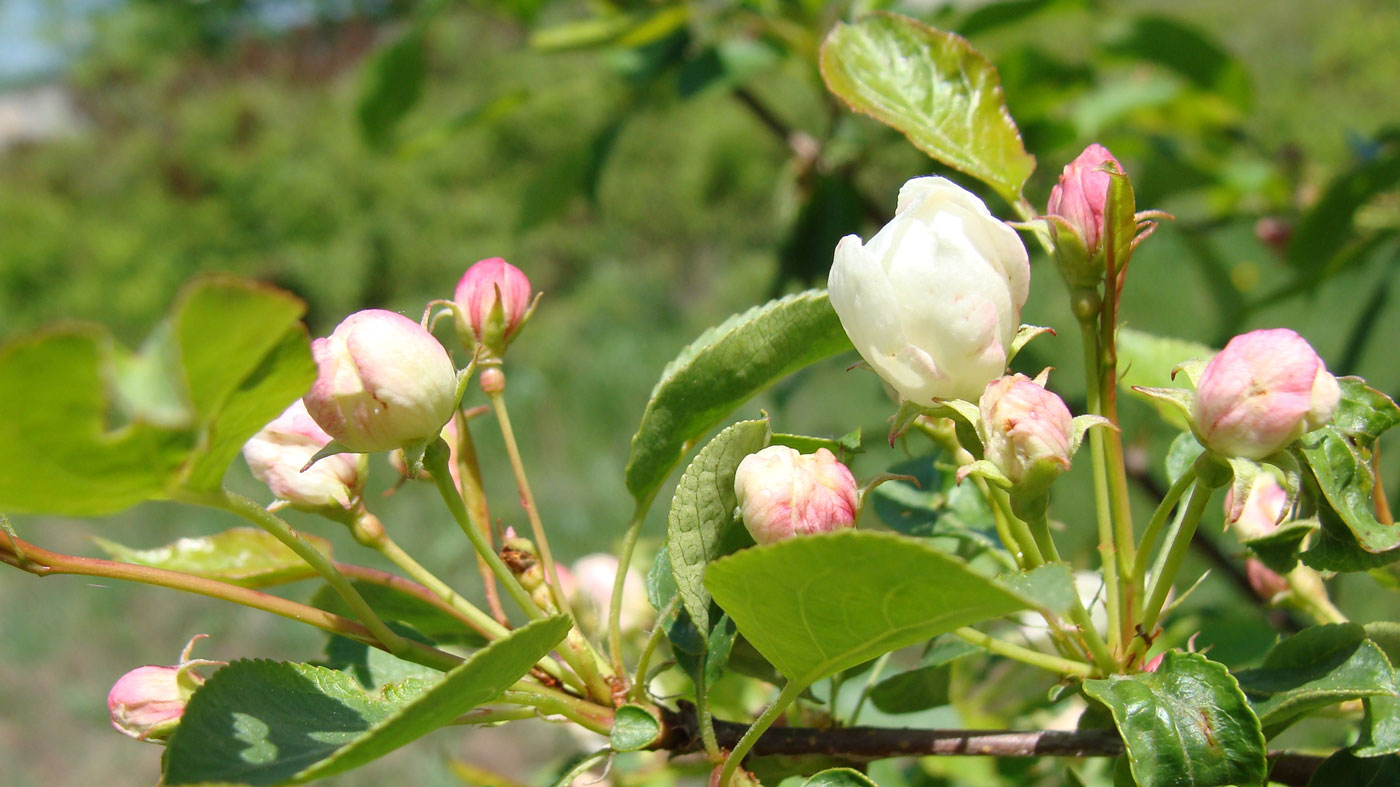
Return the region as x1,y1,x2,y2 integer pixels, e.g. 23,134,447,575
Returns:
2,0,1399,784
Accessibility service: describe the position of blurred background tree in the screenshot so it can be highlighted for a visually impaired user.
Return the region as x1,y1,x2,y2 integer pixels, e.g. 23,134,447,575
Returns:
0,1,1397,784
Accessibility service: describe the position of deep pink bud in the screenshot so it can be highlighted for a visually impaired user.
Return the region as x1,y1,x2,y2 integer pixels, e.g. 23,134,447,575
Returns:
108,666,186,742
304,309,458,453
1047,144,1122,255
734,446,858,545
454,257,532,355
979,374,1075,483
1192,329,1340,459
243,399,365,510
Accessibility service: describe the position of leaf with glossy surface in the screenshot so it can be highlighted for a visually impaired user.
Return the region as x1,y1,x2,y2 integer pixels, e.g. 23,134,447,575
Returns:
1355,622,1400,757
310,582,487,647
1234,624,1396,736
704,531,1031,686
668,418,770,635
625,291,851,506
803,768,879,787
610,705,662,752
1242,520,1316,575
1300,426,1399,553
93,528,329,588
1331,377,1400,446
1082,651,1266,787
820,13,1035,203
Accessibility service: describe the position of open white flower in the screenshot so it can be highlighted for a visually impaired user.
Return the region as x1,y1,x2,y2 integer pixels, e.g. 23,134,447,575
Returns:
829,177,1029,403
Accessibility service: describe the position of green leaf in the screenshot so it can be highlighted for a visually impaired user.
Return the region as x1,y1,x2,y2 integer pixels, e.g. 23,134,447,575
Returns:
802,768,879,787
310,581,487,647
322,628,444,691
1165,432,1205,484
1103,15,1251,110
1300,426,1399,553
1117,328,1215,430
1355,622,1400,757
610,705,662,752
999,563,1078,618
0,327,197,515
1234,624,1396,736
819,13,1035,204
92,528,330,588
668,418,771,635
625,290,852,507
1083,651,1266,787
704,531,1032,686
1242,520,1317,575
771,428,862,458
1286,141,1400,276
165,616,568,785
296,616,570,782
1332,377,1400,447
870,664,953,714
357,32,426,150
1307,750,1400,786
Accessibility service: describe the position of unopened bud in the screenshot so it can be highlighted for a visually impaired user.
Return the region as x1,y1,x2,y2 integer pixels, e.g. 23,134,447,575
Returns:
978,374,1075,484
1048,144,1121,257
304,309,459,454
734,446,858,545
1246,559,1289,601
108,635,223,744
454,257,532,357
243,400,365,511
1192,329,1339,459
568,553,653,634
1224,473,1289,541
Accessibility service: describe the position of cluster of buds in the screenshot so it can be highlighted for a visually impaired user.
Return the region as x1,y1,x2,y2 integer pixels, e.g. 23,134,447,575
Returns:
242,399,366,514
828,176,1030,403
733,446,859,545
107,635,224,744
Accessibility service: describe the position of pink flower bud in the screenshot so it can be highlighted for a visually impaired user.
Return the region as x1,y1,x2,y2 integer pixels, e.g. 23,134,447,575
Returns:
979,374,1075,483
1047,144,1122,255
567,553,653,634
734,446,858,545
1246,558,1289,601
1224,473,1289,541
454,257,532,355
304,309,458,453
243,400,365,510
1192,329,1340,459
108,666,186,742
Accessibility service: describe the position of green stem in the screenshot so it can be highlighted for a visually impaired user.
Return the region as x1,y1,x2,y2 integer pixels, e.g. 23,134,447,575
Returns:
954,627,1093,678
630,595,678,703
1077,316,1123,658
718,681,805,786
449,707,539,726
989,488,1046,568
196,490,412,658
1286,568,1348,625
454,407,509,625
611,502,651,677
1132,467,1197,589
367,528,578,690
548,749,610,787
847,652,891,726
501,685,614,735
1017,509,1117,675
1139,479,1217,644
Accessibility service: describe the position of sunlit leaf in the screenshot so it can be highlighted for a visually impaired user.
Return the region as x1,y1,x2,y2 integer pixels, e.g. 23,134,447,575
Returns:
92,527,329,588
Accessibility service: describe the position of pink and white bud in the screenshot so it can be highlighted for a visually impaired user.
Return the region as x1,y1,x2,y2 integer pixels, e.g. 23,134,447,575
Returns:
1192,329,1340,459
454,257,532,356
734,446,858,545
979,374,1075,483
1224,472,1289,541
1047,144,1122,256
304,309,459,453
243,400,365,510
567,553,653,634
108,635,222,744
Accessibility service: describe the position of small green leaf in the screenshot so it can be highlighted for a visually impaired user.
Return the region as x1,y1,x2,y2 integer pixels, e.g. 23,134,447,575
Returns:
802,768,879,787
1082,651,1266,787
1103,164,1137,282
1332,377,1400,446
869,663,953,714
668,418,771,635
625,291,852,507
1165,432,1205,484
1117,328,1215,430
92,528,330,588
1307,750,1400,786
819,13,1035,204
310,582,487,647
610,704,662,752
1300,427,1399,553
771,428,862,457
296,616,570,782
704,531,1032,686
1242,521,1317,575
1233,624,1396,737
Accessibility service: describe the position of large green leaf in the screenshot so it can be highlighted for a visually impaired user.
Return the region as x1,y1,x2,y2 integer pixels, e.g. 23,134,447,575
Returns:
625,290,851,507
310,581,487,647
819,13,1035,204
1082,651,1266,787
1300,426,1400,553
1355,622,1400,757
164,616,569,785
1307,750,1400,786
1233,624,1396,737
668,418,771,635
703,531,1032,687
92,528,330,589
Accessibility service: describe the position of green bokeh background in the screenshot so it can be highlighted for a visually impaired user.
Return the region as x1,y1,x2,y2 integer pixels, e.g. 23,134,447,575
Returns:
1,1,1397,784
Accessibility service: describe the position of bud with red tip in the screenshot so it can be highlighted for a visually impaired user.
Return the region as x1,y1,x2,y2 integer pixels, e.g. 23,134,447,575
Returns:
1192,328,1339,459
454,257,533,358
243,399,366,511
304,309,459,454
734,446,859,545
108,635,224,744
1048,144,1122,258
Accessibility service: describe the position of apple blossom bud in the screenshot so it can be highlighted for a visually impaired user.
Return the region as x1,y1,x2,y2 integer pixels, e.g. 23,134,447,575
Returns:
1141,652,1165,673
978,374,1075,484
304,309,459,454
828,176,1030,403
1192,329,1340,459
567,553,653,634
454,257,532,357
1047,144,1121,257
108,635,222,743
243,400,365,510
1246,559,1290,601
1224,472,1289,541
734,446,858,545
